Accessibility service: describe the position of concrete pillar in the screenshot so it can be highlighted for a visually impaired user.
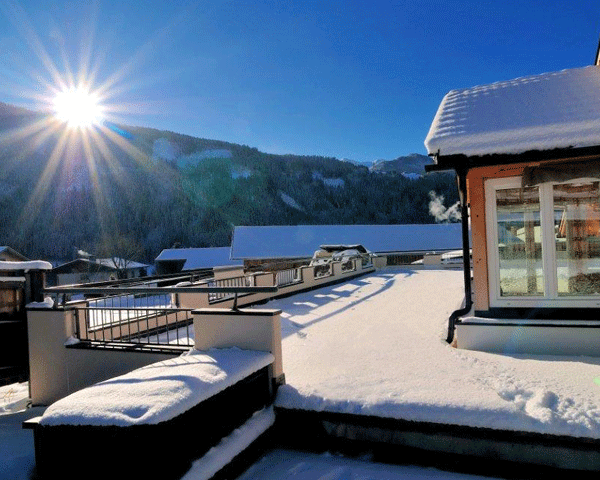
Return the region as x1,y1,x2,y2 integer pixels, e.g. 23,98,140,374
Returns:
193,308,283,382
27,307,74,405
332,262,343,276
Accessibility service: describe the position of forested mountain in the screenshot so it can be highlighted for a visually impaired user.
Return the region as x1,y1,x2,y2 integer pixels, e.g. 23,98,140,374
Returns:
370,153,432,176
0,102,459,263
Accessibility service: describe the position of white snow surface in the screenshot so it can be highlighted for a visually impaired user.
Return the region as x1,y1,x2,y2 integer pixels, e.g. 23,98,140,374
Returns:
425,65,600,158
26,296,54,309
0,383,30,414
39,348,274,427
279,191,305,212
265,268,600,439
8,268,600,477
237,449,494,480
181,407,275,480
0,260,52,271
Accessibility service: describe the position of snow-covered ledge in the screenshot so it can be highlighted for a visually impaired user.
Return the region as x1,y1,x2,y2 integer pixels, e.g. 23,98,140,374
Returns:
38,348,274,427
25,348,276,480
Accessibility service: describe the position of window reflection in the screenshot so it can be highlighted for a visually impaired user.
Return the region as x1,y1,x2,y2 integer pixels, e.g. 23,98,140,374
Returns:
496,186,544,296
554,182,600,295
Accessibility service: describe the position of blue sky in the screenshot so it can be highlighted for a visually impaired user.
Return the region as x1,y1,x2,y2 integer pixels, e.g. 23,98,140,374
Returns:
0,0,598,162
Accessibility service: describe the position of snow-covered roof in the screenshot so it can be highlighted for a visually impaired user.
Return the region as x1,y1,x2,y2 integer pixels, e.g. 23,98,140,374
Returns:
231,224,465,259
53,257,149,272
0,246,29,261
425,65,600,159
94,258,149,269
155,247,241,270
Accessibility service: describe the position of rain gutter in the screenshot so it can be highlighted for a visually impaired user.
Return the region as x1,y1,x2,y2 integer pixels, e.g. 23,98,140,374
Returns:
425,158,472,343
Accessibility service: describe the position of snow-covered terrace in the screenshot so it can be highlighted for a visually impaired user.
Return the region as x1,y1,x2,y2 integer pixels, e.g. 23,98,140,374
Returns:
45,267,600,438
8,266,600,478
266,268,600,440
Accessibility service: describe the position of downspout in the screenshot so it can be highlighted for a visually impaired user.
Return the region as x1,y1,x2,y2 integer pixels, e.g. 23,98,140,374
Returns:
446,167,473,344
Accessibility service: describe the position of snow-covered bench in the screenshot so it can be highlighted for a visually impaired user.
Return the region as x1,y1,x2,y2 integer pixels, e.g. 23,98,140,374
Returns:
24,348,275,480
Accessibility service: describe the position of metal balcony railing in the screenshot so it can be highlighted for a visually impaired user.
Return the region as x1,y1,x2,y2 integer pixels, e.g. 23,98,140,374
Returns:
207,275,255,304
44,283,278,350
275,268,301,287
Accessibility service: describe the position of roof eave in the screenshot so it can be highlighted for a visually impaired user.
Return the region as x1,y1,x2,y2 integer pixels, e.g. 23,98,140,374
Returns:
425,144,600,174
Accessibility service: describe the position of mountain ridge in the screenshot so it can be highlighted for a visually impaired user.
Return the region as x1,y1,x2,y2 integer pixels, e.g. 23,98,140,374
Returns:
0,102,457,263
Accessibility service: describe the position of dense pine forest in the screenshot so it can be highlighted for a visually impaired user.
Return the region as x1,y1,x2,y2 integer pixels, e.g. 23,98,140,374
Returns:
0,103,459,263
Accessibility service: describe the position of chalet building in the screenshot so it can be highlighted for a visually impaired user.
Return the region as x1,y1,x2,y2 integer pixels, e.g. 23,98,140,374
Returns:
425,52,600,355
49,257,149,285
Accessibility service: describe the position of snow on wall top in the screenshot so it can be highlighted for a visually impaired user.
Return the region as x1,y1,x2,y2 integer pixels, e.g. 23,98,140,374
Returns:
39,348,274,427
0,260,52,271
425,65,600,158
155,247,241,270
231,224,465,260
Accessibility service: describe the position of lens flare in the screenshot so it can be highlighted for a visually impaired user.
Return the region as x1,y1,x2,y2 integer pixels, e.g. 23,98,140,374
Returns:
53,87,103,128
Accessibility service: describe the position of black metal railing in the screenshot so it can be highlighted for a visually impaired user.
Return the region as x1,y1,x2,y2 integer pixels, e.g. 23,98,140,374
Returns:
207,275,255,303
44,283,278,350
73,305,195,348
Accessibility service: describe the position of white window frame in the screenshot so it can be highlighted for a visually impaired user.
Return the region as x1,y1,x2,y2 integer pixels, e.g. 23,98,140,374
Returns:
485,176,600,308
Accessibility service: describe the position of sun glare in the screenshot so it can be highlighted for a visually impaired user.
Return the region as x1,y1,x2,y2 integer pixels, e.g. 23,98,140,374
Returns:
53,87,103,128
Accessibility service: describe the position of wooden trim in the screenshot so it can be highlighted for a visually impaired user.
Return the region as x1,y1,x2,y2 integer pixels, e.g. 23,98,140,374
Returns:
467,172,488,311
275,407,600,473
467,163,532,311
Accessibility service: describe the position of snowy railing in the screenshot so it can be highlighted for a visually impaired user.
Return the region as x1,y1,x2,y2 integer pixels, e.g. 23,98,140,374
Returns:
38,257,378,351
207,275,255,304
44,283,278,350
73,305,195,348
313,262,333,279
341,259,356,272
86,289,173,328
275,268,301,287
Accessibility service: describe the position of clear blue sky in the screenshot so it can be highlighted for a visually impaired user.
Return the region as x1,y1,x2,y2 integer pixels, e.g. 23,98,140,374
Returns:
0,0,598,162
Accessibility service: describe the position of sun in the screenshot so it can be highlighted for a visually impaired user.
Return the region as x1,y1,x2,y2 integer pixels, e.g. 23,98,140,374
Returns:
53,86,104,128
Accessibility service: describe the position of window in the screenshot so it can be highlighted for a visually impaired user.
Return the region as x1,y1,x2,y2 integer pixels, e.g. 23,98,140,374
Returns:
486,177,600,307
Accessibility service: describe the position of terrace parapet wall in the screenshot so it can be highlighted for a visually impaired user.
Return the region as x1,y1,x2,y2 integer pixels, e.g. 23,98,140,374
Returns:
27,258,378,405
27,303,176,405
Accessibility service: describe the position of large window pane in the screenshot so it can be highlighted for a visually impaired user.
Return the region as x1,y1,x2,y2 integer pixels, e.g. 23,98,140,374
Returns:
554,182,600,296
496,187,544,296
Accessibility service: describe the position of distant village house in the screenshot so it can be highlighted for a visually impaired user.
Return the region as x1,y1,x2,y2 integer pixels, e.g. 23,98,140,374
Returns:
49,257,149,286
0,246,28,262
